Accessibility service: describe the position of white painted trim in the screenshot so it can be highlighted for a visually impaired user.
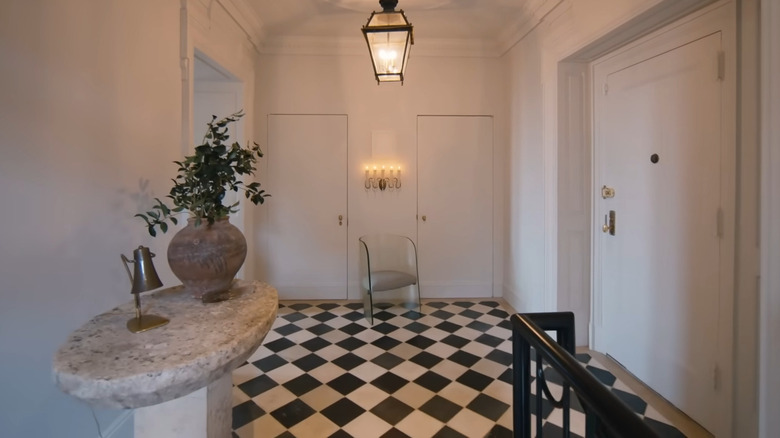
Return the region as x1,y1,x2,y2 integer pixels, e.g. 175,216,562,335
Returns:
589,4,737,435
246,0,567,58
218,0,265,49
103,410,133,438
257,35,503,58
759,0,780,436
495,0,565,56
502,284,526,314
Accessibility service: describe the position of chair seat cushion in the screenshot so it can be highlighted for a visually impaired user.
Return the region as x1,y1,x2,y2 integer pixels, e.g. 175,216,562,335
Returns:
363,270,417,292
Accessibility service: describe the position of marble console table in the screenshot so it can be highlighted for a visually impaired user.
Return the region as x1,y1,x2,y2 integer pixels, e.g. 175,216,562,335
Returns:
53,280,278,438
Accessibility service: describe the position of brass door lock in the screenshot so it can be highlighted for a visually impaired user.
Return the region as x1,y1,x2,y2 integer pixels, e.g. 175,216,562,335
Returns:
602,210,616,235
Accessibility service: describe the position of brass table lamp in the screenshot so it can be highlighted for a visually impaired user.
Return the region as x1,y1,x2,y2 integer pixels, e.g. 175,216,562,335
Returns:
121,246,169,333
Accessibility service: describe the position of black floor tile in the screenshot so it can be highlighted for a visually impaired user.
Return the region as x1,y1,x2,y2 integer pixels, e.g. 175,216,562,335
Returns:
612,387,648,415
645,416,687,438
232,400,265,429
420,395,462,422
275,323,303,336
432,426,468,438
486,425,513,438
373,322,400,334
372,335,402,350
332,352,367,371
307,323,335,335
312,311,338,322
373,352,405,369
414,371,451,393
448,350,480,367
467,393,510,421
282,374,321,397
265,337,295,352
431,309,455,320
292,353,328,372
586,364,617,386
475,333,504,347
252,354,288,372
327,373,365,395
238,374,278,397
440,334,470,349
321,398,366,427
270,399,316,429
336,337,367,351
404,321,430,333
406,334,436,349
300,337,331,352
380,428,412,438
456,369,493,391
435,321,461,333
466,320,493,332
371,372,409,394
340,322,367,335
458,309,483,319
410,351,443,368
370,397,414,425
485,349,512,366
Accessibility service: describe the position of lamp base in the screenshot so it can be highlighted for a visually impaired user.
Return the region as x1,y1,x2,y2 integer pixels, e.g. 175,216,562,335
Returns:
127,314,170,333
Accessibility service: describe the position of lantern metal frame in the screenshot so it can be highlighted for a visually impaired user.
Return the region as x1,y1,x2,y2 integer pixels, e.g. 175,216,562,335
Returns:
361,0,414,84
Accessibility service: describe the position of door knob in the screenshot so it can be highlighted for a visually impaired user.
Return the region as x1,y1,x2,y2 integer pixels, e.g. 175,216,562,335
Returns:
421,215,427,222
338,215,343,226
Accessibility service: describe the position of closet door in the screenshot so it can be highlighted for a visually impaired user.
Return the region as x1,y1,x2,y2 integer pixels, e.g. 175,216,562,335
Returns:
266,114,348,299
417,116,493,298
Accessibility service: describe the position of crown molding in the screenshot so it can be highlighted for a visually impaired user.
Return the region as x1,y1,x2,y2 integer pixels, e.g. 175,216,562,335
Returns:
234,0,565,58
495,0,565,56
217,0,266,50
258,35,501,58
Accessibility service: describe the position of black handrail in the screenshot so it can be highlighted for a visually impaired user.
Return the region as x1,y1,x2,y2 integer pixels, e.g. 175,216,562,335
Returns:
512,312,658,438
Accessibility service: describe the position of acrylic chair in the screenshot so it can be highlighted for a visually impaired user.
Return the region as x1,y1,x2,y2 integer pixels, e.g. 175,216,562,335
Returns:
358,234,421,324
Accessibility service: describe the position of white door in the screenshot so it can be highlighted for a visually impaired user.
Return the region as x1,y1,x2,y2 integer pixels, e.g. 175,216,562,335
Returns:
417,116,493,298
193,63,244,230
593,11,734,436
266,114,348,299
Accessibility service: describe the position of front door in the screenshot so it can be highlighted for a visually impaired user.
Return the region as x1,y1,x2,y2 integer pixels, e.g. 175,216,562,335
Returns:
593,7,735,436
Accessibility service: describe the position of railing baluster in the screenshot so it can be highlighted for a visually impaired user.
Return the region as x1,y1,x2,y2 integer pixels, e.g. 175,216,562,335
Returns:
512,312,659,438
512,323,532,438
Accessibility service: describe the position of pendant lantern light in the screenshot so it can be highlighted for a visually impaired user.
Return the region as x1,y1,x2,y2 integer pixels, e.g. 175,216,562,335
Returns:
361,0,414,84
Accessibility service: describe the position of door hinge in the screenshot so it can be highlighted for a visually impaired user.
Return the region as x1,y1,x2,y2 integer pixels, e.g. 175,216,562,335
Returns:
603,82,609,95
716,207,724,238
717,51,725,81
713,364,721,390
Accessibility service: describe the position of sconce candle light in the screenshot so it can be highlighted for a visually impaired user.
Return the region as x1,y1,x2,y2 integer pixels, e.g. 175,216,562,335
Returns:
365,164,401,191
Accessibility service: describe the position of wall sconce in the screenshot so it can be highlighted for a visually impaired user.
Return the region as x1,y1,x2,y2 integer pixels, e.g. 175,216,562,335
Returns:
365,164,402,191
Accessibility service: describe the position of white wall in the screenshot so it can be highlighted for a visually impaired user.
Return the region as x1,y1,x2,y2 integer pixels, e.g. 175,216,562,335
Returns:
0,1,183,436
254,51,507,300
759,0,780,436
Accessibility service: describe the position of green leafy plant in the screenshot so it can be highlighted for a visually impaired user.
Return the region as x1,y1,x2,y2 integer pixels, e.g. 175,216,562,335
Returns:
136,110,270,236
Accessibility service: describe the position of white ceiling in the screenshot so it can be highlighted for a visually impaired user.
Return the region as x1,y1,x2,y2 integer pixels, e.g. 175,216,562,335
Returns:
244,0,555,56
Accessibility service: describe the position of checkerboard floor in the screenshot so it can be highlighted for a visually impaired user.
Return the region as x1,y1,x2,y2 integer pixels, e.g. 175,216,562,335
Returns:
231,301,685,438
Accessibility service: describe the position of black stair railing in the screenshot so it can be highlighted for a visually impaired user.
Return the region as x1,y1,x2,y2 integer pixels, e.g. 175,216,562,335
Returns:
512,312,658,438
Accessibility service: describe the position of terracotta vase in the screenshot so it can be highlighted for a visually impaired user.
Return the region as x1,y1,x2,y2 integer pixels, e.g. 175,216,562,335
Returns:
167,217,247,301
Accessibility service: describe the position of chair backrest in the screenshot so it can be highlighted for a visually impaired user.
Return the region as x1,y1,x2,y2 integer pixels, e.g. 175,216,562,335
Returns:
358,234,418,279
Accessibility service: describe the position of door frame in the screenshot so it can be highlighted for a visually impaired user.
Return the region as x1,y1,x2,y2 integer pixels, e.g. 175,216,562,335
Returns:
548,0,736,432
